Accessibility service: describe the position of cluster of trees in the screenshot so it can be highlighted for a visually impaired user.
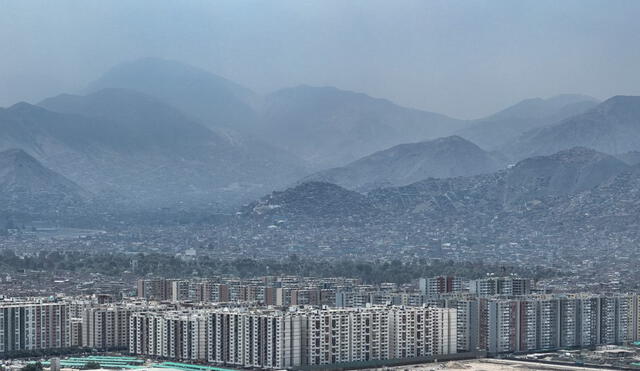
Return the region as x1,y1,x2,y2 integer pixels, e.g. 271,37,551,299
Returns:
20,362,99,371
0,250,561,284
1,347,93,360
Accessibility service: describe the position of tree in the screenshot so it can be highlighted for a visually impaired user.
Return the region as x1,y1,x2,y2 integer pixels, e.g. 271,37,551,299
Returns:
21,363,43,371
83,362,100,370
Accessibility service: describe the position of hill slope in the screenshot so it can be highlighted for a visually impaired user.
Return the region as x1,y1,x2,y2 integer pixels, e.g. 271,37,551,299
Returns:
0,90,306,207
257,85,471,168
302,136,505,191
0,148,87,213
246,147,629,220
504,96,640,160
457,94,598,150
84,57,259,130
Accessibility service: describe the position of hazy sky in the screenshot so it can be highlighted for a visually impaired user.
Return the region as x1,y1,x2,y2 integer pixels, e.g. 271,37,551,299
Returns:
1,0,640,119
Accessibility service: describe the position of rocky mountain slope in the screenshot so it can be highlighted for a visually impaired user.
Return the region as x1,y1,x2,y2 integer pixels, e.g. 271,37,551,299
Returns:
457,94,598,150
504,96,640,160
84,57,259,131
235,147,640,261
257,85,471,168
0,148,87,213
302,136,505,191
0,90,306,207
244,147,632,223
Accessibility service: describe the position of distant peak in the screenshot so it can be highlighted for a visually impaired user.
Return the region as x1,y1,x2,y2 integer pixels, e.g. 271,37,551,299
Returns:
7,101,38,111
596,95,640,115
418,135,480,149
600,95,640,105
433,135,468,143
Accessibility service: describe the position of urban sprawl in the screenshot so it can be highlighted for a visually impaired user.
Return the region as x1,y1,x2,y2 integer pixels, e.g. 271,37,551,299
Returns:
3,275,640,369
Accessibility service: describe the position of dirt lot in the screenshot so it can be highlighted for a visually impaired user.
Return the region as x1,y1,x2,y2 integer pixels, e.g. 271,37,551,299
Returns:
366,359,620,371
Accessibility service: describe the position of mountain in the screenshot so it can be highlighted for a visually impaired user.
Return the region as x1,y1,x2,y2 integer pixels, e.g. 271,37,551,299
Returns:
257,85,471,168
504,96,640,160
244,181,374,219
0,148,87,213
236,148,640,260
0,90,306,207
245,147,629,221
369,147,629,214
302,136,505,191
84,57,259,130
616,151,640,165
499,147,629,206
457,94,598,150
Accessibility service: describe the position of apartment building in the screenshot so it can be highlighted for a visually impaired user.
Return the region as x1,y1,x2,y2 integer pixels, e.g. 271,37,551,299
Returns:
129,310,208,361
420,276,465,297
129,305,457,369
82,305,134,349
0,300,70,355
470,276,533,297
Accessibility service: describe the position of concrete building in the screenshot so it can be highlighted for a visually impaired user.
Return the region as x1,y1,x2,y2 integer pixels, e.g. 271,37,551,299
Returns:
420,276,465,297
0,300,70,355
470,276,533,297
129,305,457,369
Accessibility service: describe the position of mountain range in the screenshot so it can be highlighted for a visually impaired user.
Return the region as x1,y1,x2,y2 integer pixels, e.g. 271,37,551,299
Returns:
3,57,640,216
85,59,477,169
245,147,632,220
0,89,306,208
256,85,471,168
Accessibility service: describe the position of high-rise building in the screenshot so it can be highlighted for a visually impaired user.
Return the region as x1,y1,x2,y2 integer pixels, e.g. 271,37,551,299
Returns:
0,301,70,355
130,310,208,361
469,276,533,297
420,276,465,297
129,305,457,369
82,305,133,349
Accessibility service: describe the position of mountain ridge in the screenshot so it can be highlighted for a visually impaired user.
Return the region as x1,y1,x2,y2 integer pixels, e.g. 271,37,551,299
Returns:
0,148,88,214
504,95,640,160
301,135,505,191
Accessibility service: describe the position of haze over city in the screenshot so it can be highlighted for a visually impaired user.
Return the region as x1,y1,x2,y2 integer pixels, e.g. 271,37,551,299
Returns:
2,0,640,118
2,1,640,371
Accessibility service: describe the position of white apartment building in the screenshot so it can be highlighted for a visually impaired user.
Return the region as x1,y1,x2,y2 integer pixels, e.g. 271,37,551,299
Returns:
0,301,70,355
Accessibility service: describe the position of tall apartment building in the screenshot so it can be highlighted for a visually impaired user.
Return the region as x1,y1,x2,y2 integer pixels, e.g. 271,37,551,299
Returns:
480,294,639,355
137,279,174,301
129,306,457,369
0,301,70,355
559,296,579,348
291,288,320,306
170,280,192,302
69,318,83,347
537,297,560,350
443,297,479,353
129,310,208,361
420,276,465,297
208,309,306,369
469,276,532,297
82,305,132,349
307,307,391,365
486,299,518,354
